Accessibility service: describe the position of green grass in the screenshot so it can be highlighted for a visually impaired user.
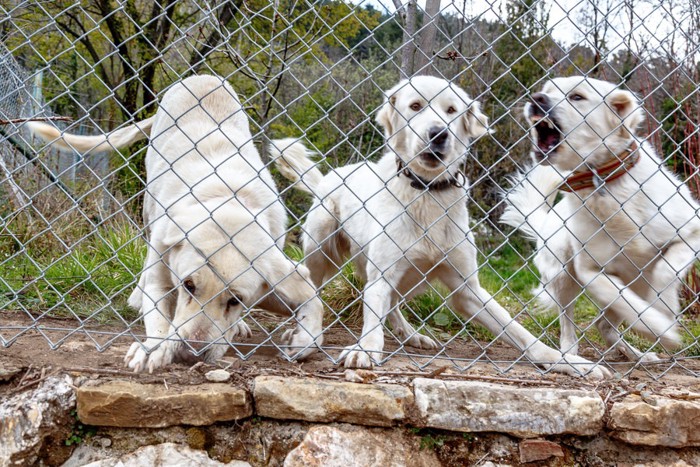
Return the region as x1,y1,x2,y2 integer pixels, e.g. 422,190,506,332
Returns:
0,223,145,322
3,221,700,356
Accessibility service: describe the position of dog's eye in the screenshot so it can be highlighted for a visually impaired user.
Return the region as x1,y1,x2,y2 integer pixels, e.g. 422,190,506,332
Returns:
569,93,585,101
227,296,242,309
409,102,422,111
183,279,196,295
446,106,457,114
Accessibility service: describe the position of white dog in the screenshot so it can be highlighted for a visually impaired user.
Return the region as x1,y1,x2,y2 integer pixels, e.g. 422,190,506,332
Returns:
273,75,607,377
28,75,324,372
501,76,699,362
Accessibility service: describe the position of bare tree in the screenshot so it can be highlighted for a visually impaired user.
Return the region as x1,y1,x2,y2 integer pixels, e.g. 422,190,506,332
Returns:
577,0,613,76
415,0,441,76
392,0,418,77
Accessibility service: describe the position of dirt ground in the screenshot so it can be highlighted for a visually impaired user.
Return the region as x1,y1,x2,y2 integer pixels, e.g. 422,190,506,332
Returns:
2,309,700,396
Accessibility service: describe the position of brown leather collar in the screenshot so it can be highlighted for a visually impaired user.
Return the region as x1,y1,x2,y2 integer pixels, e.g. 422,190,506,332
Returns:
559,141,640,193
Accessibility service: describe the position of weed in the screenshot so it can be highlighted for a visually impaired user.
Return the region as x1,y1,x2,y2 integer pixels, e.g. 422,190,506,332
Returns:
65,409,96,446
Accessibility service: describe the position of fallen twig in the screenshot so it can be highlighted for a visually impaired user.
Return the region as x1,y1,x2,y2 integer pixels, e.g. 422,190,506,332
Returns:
0,116,73,125
8,369,58,395
321,369,557,386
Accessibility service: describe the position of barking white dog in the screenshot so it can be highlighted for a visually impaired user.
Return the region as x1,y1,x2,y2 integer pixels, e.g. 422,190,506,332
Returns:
28,75,324,372
501,76,698,361
274,75,608,377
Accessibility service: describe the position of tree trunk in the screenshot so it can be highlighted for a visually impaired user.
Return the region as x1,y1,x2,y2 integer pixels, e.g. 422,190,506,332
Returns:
393,0,417,78
416,0,441,76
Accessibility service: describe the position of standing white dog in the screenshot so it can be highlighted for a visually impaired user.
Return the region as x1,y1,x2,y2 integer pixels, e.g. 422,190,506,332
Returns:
501,76,698,361
273,76,607,377
29,75,324,372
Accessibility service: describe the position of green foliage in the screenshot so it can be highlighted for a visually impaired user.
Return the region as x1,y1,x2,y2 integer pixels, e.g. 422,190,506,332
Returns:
65,410,96,446
410,428,449,452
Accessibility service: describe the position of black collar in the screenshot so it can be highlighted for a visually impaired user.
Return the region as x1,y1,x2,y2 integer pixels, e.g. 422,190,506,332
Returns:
396,157,465,191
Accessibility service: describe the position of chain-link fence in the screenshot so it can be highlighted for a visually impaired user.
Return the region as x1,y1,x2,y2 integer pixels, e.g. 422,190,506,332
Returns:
1,0,699,380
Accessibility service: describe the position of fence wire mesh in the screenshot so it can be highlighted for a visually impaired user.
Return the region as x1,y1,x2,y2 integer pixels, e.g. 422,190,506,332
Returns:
1,0,700,380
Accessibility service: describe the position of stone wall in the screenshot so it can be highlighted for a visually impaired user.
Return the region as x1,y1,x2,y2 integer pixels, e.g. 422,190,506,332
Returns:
2,374,700,466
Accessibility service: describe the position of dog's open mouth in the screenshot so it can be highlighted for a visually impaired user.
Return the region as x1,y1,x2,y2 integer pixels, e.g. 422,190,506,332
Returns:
531,115,561,158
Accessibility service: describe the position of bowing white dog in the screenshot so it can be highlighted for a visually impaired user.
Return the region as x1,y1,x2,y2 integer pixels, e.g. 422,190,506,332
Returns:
29,75,324,372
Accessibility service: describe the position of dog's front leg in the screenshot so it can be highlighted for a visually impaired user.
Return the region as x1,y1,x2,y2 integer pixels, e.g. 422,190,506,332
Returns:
124,260,177,373
339,266,403,368
442,245,610,379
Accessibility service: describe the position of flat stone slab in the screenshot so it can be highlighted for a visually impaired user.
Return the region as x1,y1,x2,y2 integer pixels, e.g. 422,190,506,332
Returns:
413,378,604,438
77,381,252,428
609,394,700,447
254,376,412,427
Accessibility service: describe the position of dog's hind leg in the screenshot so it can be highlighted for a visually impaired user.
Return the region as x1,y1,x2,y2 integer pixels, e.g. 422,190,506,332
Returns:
259,249,325,361
648,236,699,317
301,200,348,287
540,266,581,356
595,311,661,362
574,257,681,350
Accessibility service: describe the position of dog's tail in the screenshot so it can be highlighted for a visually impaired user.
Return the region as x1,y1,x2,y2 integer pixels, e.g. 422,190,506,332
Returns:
499,164,564,241
27,116,156,153
270,138,322,195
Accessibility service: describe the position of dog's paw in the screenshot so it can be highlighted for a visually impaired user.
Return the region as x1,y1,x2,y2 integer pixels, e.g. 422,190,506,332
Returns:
124,342,148,373
339,345,381,369
637,351,662,363
146,343,175,373
280,328,321,361
403,332,439,350
233,320,253,339
551,354,612,380
124,340,174,373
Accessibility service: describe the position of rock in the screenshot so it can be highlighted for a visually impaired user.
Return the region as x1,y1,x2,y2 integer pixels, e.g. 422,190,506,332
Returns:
78,442,250,466
609,394,700,447
0,366,21,382
344,369,377,383
77,381,251,427
205,369,231,383
254,376,412,427
571,435,700,466
413,378,604,438
518,439,564,463
284,425,439,467
0,376,76,466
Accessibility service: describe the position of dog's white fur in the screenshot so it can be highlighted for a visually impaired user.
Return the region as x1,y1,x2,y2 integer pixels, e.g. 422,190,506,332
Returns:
501,76,699,361
28,75,324,372
274,75,608,377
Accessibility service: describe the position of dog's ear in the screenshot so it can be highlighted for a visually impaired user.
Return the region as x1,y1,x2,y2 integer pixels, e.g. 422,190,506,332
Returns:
375,94,397,138
152,221,186,254
605,89,645,137
463,100,490,139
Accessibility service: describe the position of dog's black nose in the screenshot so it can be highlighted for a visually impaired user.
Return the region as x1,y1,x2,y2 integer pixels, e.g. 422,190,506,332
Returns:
531,93,550,109
428,126,449,147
